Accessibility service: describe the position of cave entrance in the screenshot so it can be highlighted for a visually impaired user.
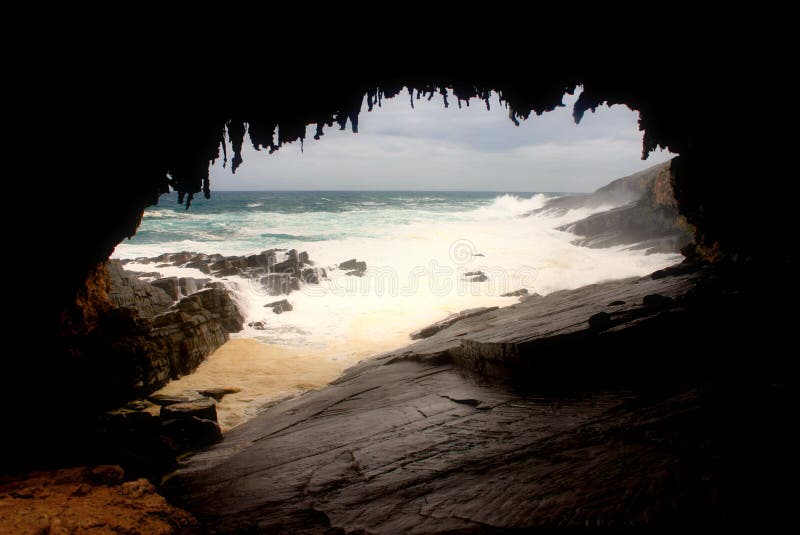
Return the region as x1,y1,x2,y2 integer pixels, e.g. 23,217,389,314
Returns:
110,88,683,430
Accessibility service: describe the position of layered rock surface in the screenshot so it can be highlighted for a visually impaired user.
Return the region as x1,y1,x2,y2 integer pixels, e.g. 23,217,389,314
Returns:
164,260,795,530
89,260,245,404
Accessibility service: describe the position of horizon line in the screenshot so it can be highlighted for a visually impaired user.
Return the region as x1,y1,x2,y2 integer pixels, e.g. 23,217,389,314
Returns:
160,189,590,194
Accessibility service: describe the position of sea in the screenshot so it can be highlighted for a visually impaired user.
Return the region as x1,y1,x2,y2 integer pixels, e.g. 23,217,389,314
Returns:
112,190,681,428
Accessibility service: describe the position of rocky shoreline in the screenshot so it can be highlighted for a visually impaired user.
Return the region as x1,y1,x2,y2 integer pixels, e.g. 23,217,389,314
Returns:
529,160,692,254
159,257,794,530
8,256,794,530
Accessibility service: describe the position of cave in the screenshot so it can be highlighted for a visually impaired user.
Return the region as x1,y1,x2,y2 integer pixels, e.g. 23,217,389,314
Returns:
3,55,794,531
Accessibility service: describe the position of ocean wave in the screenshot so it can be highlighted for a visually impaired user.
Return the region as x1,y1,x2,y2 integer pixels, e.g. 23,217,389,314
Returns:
470,194,549,218
246,202,263,208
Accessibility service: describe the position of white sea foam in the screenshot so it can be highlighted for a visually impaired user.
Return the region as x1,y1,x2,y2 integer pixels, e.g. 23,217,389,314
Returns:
118,193,681,427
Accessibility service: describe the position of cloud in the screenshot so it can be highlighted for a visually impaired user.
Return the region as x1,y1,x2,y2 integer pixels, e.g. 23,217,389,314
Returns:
210,89,674,192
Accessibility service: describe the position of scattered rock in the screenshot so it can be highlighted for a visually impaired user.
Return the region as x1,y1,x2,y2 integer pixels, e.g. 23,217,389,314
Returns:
264,299,293,314
501,288,529,297
464,270,488,282
248,321,267,330
339,259,367,271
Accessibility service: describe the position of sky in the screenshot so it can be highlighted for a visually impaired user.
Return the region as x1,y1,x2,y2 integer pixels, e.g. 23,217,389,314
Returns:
209,88,674,193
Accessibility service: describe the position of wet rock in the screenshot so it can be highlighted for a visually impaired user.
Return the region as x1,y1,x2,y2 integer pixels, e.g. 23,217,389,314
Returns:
299,251,310,264
151,277,181,300
198,387,241,401
107,260,173,317
464,271,488,282
301,267,320,283
345,270,366,277
185,260,211,274
161,416,222,452
501,288,529,297
132,271,162,279
651,262,700,280
588,311,612,330
179,277,198,296
411,307,499,340
161,398,218,422
248,321,266,330
261,273,294,295
210,260,233,272
608,300,626,306
339,259,367,271
170,252,193,265
264,299,293,314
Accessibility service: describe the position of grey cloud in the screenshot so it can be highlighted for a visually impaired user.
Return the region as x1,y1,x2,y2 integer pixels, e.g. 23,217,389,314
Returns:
210,89,674,192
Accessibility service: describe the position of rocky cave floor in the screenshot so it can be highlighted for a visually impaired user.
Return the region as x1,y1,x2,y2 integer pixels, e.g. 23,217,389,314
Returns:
2,259,794,532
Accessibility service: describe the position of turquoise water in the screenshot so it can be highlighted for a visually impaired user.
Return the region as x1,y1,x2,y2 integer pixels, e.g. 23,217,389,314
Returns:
123,191,566,254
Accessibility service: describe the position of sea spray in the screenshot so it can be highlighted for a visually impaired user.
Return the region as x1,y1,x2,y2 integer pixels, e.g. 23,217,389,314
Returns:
116,191,681,427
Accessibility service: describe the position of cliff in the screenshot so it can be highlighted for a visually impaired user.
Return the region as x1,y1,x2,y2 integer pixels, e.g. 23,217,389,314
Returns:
531,160,693,254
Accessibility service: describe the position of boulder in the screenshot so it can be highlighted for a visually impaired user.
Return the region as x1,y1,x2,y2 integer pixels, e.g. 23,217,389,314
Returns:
170,252,193,266
248,321,266,330
185,261,211,274
210,260,233,272
301,267,320,283
339,259,367,271
160,416,221,452
501,289,529,297
264,299,293,314
464,271,488,282
161,398,218,422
